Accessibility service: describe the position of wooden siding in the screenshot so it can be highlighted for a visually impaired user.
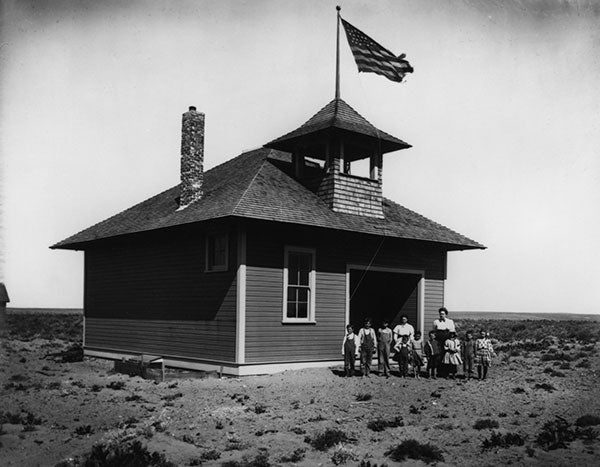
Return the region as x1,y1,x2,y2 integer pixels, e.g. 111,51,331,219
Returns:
84,223,238,362
424,279,444,333
244,222,446,363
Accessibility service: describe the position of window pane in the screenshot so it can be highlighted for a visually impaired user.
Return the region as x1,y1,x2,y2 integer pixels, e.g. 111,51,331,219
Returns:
298,288,308,304
297,302,308,318
288,287,297,303
299,269,309,286
287,302,297,318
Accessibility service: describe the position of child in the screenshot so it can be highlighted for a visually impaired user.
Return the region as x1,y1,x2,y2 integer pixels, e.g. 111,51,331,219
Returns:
341,324,359,377
394,335,411,377
462,330,476,380
377,320,393,378
424,330,442,379
475,329,495,380
411,331,425,379
358,318,377,378
443,331,462,379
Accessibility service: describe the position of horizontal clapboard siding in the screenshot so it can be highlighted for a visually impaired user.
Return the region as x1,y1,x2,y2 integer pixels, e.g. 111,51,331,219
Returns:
424,279,444,333
244,222,446,363
84,223,237,362
85,318,235,360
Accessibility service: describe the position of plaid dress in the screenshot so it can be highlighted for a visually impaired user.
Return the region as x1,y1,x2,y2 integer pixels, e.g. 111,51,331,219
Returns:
475,338,494,366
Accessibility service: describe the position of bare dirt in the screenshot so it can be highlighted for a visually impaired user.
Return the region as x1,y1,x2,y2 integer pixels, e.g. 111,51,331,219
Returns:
1,313,599,466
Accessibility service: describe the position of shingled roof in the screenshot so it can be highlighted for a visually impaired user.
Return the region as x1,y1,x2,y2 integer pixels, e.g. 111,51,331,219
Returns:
52,148,484,251
264,98,410,158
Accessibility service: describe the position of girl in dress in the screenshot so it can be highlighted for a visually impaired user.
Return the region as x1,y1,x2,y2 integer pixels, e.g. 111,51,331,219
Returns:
411,331,425,379
475,329,495,380
443,331,462,379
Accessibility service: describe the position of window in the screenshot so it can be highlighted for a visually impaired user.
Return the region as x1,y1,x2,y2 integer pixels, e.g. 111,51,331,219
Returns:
206,233,228,271
283,247,316,323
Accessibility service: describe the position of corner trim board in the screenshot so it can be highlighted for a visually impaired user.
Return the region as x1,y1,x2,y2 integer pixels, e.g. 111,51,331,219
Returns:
236,228,247,364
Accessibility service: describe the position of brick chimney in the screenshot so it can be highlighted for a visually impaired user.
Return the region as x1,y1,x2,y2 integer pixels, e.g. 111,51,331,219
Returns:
179,106,205,209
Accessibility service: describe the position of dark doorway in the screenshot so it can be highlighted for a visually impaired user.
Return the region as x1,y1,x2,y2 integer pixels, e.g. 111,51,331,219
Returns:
349,269,420,332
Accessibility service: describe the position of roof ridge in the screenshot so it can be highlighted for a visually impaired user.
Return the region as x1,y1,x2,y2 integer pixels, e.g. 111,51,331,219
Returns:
231,157,269,216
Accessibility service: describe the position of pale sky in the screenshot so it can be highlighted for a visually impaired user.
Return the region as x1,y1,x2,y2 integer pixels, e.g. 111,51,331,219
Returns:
1,0,599,313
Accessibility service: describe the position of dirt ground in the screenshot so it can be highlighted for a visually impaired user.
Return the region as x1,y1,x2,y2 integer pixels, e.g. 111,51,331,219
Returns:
1,317,600,466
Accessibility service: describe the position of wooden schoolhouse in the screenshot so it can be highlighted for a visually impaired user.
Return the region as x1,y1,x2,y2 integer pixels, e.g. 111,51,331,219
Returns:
52,98,484,375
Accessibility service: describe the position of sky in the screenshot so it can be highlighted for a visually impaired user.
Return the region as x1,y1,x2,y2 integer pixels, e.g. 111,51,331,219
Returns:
1,0,599,314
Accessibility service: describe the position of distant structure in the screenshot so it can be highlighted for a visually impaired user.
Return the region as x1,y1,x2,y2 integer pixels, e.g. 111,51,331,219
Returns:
0,283,9,338
52,99,484,375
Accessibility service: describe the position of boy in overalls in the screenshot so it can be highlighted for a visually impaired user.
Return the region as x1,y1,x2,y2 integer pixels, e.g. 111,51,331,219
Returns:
377,320,393,378
341,324,359,377
358,318,377,378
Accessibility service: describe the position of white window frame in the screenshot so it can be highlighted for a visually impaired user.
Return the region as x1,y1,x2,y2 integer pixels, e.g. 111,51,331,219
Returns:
282,246,316,324
205,232,229,272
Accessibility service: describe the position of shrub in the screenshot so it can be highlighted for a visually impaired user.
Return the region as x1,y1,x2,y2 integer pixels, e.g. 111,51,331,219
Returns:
433,423,455,431
66,439,176,466
253,403,267,414
576,427,599,441
222,450,269,467
0,410,42,426
161,392,183,402
575,359,591,368
473,419,499,430
309,429,349,451
536,417,576,450
74,425,94,436
540,353,572,362
575,415,600,427
106,381,126,390
481,432,525,451
512,387,526,394
331,444,358,465
278,447,305,463
367,416,404,432
385,439,444,464
558,362,571,370
126,394,145,402
355,393,372,402
534,383,556,392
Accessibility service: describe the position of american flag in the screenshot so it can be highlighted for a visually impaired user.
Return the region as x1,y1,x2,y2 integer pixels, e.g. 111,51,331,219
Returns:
341,18,413,83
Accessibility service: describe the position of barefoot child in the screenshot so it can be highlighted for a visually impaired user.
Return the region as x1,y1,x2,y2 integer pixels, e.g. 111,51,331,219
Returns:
424,331,442,379
394,335,411,377
358,319,377,378
443,331,462,379
475,329,495,380
462,330,476,380
341,325,359,377
411,331,425,378
377,320,393,378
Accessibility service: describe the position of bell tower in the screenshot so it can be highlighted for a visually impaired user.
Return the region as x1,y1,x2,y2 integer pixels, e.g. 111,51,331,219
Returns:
264,98,410,218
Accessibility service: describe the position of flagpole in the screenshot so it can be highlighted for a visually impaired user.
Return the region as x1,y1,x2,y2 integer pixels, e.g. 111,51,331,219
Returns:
335,5,341,100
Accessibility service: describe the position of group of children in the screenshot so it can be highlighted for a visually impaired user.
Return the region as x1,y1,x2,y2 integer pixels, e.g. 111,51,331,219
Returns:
341,319,495,380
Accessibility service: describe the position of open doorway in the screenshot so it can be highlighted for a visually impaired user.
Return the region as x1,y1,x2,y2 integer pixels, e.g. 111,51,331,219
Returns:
348,268,421,332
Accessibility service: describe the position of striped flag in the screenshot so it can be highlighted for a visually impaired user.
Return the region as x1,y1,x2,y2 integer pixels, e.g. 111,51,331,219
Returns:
341,18,413,83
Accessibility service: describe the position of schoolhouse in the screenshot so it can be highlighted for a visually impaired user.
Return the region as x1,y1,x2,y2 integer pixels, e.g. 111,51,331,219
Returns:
52,97,484,375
